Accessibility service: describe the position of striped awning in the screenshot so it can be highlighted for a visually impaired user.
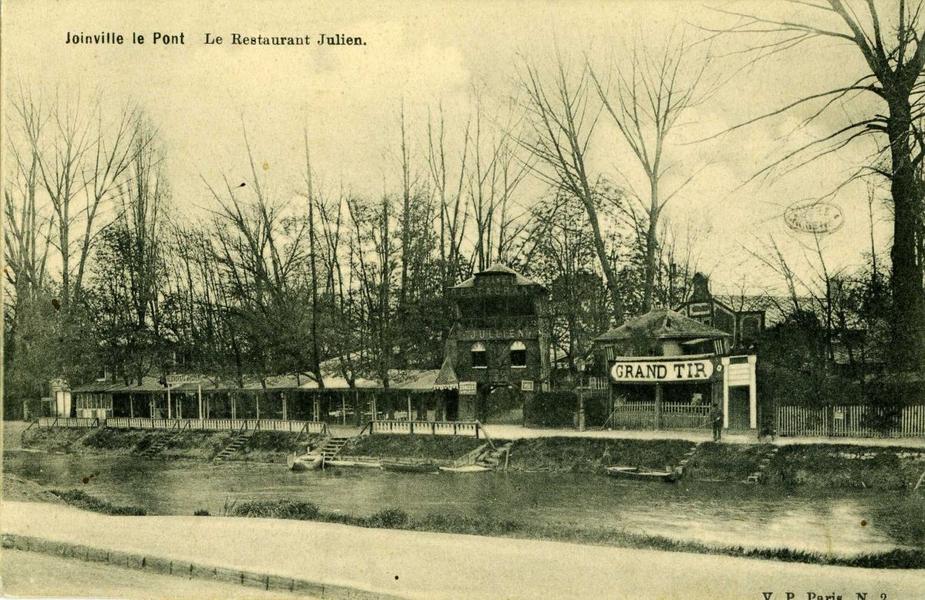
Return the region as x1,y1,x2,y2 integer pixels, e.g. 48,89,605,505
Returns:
434,357,459,390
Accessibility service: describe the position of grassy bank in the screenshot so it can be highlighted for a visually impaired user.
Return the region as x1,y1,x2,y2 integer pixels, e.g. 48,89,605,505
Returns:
341,434,485,460
23,427,318,463
19,428,92,453
506,437,694,473
2,473,64,504
766,444,925,490
683,442,772,482
228,499,925,569
49,489,146,516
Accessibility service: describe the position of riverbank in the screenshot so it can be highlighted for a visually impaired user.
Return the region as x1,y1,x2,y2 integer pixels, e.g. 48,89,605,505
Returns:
340,434,484,460
4,500,923,599
222,498,925,568
13,422,925,490
18,425,321,464
504,436,925,489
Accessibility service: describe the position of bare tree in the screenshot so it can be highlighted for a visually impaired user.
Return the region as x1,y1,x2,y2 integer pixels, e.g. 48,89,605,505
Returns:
707,0,925,368
518,55,625,322
23,92,141,307
4,88,52,301
302,131,325,388
590,35,713,311
426,104,470,288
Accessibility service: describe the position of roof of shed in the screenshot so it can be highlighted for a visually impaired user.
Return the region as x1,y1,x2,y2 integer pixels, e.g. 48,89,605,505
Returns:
594,309,731,343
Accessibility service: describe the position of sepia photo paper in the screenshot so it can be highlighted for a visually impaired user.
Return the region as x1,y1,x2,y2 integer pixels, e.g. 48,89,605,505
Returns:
1,1,924,598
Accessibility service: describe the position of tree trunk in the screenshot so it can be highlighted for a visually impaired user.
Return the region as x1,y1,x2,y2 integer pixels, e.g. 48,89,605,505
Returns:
643,183,659,312
887,98,925,370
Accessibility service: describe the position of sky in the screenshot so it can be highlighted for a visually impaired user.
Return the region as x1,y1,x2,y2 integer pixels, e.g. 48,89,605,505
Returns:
2,0,892,297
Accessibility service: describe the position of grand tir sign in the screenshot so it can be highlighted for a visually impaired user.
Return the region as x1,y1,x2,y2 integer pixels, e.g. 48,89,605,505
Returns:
610,358,715,383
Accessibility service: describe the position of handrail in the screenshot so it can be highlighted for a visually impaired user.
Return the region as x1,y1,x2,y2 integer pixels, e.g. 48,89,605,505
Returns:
474,420,495,450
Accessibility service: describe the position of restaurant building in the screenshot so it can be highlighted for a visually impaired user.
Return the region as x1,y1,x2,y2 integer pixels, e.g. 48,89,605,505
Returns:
436,264,551,421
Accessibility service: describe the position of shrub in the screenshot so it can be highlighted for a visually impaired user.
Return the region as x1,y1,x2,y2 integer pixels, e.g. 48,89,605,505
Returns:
50,489,146,516
194,509,210,516
524,391,576,427
367,508,410,529
231,499,320,520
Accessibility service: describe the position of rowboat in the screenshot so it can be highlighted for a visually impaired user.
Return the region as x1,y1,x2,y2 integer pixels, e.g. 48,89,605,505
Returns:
325,459,381,468
438,465,491,473
287,453,323,471
606,466,678,483
380,461,439,473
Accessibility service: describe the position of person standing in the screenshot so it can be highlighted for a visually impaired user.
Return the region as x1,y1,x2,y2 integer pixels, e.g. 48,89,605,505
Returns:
711,401,723,442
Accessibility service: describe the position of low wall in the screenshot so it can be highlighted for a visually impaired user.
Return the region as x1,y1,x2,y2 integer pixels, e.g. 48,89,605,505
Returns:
1,533,396,600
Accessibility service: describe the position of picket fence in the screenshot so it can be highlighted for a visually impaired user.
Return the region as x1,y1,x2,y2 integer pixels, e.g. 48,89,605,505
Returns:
776,404,925,438
607,402,711,430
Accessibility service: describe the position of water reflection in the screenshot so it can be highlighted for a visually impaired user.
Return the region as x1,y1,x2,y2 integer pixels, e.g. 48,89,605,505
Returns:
4,451,914,556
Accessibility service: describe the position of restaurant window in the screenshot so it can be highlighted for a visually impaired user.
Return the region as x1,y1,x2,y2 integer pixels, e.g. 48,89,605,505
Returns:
510,341,527,368
471,342,488,368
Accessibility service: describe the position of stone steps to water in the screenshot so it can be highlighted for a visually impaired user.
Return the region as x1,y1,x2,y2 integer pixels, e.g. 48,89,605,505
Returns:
319,437,351,461
745,446,780,484
476,441,513,470
138,431,182,458
213,432,252,463
673,442,703,478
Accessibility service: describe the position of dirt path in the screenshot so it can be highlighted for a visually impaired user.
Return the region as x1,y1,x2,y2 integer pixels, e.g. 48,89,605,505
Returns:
482,423,925,448
3,501,923,599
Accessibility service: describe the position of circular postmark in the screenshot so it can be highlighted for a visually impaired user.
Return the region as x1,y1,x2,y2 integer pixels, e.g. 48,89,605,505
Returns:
784,200,844,235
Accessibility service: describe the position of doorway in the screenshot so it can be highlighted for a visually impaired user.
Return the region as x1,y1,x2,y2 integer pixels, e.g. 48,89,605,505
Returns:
728,387,750,430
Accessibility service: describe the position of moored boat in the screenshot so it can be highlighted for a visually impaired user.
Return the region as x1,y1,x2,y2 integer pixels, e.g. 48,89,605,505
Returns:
438,464,491,473
606,465,678,482
380,461,439,473
287,453,323,471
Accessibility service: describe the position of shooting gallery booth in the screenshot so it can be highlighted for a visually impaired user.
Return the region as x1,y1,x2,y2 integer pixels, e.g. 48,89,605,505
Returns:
594,309,758,432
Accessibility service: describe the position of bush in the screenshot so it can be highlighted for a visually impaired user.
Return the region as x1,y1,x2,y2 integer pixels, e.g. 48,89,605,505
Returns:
583,394,610,427
194,509,210,516
231,499,320,520
50,489,146,516
524,391,576,427
419,513,520,535
367,508,410,529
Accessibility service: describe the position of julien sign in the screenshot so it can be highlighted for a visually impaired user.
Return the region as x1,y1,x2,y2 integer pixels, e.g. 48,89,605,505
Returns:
610,358,715,383
784,200,844,235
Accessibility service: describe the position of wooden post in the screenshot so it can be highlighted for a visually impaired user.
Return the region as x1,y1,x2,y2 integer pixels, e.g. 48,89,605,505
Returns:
654,384,663,430
255,392,260,420
198,389,203,420
313,395,320,422
342,395,346,425
129,394,134,419
282,393,288,421
578,389,586,432
167,386,172,419
407,394,412,421
231,392,236,421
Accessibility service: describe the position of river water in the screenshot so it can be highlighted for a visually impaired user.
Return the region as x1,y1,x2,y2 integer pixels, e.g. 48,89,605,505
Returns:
4,450,918,556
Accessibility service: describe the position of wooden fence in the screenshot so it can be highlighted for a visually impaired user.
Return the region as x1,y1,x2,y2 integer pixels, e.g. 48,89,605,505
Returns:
36,417,99,428
98,417,327,434
776,404,925,437
607,402,711,430
368,419,482,438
